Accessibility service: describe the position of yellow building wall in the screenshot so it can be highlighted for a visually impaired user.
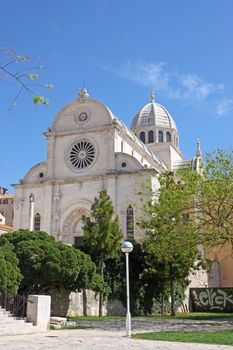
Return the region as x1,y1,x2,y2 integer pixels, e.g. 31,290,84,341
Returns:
206,243,233,287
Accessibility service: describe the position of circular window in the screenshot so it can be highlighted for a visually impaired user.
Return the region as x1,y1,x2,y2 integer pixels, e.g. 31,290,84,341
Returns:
68,140,95,170
74,107,91,125
78,112,88,122
122,162,127,168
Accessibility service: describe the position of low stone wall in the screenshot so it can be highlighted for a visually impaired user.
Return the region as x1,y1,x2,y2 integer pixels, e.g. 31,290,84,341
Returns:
49,288,126,317
182,266,208,312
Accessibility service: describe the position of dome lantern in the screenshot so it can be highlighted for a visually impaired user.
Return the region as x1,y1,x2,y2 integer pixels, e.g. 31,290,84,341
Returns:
130,95,179,149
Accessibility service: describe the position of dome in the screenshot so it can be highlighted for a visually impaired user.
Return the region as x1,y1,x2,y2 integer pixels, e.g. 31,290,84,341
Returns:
131,101,177,131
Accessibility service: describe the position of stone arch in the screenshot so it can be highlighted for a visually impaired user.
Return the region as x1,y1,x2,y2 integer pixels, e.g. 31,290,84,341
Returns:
60,204,91,244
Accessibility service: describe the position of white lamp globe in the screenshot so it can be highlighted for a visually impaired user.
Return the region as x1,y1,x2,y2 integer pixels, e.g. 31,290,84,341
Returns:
121,241,133,253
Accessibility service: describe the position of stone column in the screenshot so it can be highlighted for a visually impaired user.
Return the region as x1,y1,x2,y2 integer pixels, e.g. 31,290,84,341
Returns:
29,193,35,231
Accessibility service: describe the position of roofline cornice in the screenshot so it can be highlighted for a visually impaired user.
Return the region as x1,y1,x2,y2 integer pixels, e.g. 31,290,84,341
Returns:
12,168,158,189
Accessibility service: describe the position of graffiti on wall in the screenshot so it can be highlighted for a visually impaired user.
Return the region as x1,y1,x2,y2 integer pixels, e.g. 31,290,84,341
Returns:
190,288,233,312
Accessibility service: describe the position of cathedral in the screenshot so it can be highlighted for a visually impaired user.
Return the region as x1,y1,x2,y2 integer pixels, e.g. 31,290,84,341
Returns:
13,88,202,245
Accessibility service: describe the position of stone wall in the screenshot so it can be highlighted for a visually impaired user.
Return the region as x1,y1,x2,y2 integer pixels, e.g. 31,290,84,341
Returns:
49,288,125,317
182,266,208,312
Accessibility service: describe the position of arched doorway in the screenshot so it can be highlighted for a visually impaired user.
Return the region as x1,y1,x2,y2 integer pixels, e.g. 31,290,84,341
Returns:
61,207,89,245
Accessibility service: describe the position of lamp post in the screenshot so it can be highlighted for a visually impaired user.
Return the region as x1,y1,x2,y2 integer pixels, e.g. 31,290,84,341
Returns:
121,241,133,337
29,193,34,231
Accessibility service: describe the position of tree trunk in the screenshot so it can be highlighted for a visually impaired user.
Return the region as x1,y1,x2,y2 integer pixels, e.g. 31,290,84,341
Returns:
98,254,104,317
169,263,176,316
83,289,87,316
161,278,165,316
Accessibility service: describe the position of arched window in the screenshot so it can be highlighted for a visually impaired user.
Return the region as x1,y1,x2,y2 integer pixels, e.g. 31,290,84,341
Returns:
148,130,154,143
74,220,84,246
126,205,134,238
158,130,163,143
139,131,145,143
166,131,171,142
75,220,84,233
34,213,41,232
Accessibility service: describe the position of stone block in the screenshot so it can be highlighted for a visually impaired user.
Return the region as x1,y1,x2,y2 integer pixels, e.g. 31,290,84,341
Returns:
27,295,51,331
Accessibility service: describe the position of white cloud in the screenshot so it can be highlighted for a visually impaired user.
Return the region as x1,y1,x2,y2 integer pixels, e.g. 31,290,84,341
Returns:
115,61,225,103
118,62,169,90
97,60,231,116
180,74,213,99
179,74,224,100
216,97,233,116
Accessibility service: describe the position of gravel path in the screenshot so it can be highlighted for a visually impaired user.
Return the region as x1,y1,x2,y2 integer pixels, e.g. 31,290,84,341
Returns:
68,317,233,332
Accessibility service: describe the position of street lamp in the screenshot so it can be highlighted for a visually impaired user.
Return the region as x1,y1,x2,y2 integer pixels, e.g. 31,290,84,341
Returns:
121,241,133,337
29,193,35,231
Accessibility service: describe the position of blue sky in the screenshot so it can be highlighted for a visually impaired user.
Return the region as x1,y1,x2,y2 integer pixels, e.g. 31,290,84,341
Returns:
1,0,232,192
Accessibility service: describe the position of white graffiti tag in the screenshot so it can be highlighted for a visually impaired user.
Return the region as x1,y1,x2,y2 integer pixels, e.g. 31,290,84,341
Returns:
192,289,233,310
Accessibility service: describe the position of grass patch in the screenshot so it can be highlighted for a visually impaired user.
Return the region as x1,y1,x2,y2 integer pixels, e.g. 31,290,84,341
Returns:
69,313,233,321
132,330,233,345
68,316,124,321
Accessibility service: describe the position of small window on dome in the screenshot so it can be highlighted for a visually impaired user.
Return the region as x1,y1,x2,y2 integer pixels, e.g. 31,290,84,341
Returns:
139,131,145,143
148,130,154,143
166,131,171,142
158,130,163,143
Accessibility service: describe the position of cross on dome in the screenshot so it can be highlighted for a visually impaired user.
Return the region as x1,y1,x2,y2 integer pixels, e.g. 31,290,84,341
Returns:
150,90,156,102
78,88,89,102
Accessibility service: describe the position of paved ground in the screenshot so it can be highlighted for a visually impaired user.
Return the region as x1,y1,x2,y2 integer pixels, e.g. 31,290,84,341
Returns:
0,329,233,350
1,318,233,350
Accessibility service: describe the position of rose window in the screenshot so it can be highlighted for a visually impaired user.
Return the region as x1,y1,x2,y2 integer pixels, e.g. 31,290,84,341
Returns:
78,112,88,122
69,141,95,169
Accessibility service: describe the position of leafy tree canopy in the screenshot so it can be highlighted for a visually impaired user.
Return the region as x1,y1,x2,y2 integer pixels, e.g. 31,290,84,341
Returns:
138,171,204,315
178,148,233,246
82,189,123,315
0,229,100,295
0,241,22,294
82,189,123,267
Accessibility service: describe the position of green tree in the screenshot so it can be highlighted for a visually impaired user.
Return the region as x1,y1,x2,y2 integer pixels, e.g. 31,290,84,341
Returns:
104,241,145,315
187,149,233,246
139,172,203,316
0,241,22,294
82,189,123,316
0,229,100,295
0,47,53,108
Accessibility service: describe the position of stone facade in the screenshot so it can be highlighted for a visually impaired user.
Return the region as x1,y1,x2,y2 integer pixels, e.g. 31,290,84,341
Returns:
12,89,209,315
13,89,200,243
